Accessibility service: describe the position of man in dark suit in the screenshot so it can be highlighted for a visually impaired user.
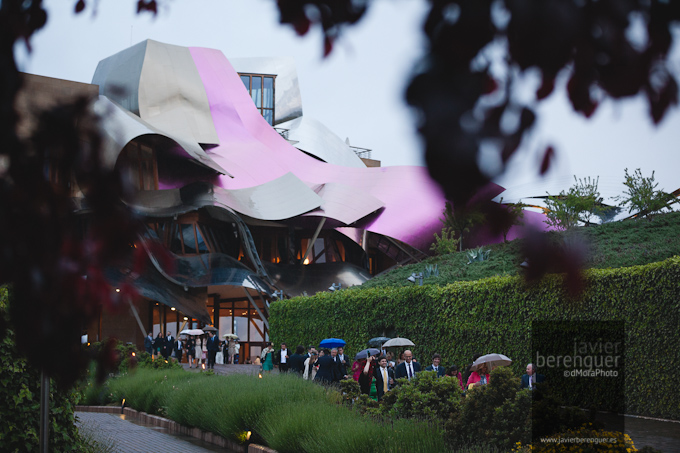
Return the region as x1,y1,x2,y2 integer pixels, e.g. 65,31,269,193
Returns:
206,331,220,369
161,331,174,359
395,349,421,381
144,332,154,355
174,337,184,364
314,349,335,384
374,356,395,401
329,348,343,382
337,346,350,379
288,345,307,376
425,353,446,377
274,343,290,372
521,363,545,389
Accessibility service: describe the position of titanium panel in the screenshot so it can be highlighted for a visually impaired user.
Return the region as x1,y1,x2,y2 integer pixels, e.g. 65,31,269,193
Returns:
277,117,366,168
92,40,147,114
304,182,385,225
96,96,229,174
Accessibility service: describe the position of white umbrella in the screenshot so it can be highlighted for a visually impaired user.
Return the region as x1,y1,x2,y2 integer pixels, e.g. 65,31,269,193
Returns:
223,333,239,340
179,329,205,336
470,353,512,372
382,337,415,348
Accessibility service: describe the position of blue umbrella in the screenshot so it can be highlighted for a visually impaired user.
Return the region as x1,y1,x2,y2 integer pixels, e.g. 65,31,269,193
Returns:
319,338,346,348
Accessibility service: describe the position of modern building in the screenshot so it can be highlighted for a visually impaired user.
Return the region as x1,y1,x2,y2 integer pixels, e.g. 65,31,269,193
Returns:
18,40,544,362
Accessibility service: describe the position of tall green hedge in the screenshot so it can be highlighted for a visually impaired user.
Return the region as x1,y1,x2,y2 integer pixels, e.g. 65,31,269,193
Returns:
270,256,680,420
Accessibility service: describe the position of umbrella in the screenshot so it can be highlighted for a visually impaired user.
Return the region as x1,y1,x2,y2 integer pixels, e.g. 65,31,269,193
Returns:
355,348,381,360
470,353,512,372
201,325,217,332
179,329,205,336
223,333,239,340
382,337,415,348
319,338,346,348
368,337,391,347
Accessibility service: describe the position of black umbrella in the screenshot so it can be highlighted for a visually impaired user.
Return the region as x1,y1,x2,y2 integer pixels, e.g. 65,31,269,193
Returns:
368,337,391,348
355,348,381,360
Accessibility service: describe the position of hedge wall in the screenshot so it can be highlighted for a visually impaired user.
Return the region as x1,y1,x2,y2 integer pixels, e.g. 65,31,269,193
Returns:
270,256,680,420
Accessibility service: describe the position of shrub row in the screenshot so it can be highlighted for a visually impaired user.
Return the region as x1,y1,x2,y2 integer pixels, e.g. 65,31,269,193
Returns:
107,369,448,452
269,256,680,420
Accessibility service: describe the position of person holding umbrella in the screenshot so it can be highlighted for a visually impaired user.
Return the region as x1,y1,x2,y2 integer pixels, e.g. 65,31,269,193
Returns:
186,336,196,368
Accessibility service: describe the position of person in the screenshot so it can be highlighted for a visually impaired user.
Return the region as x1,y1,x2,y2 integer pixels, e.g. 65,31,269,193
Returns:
303,350,318,380
446,364,465,391
397,351,405,366
374,356,395,401
314,348,336,384
395,349,421,381
352,357,364,382
233,341,240,364
337,346,350,379
274,343,290,372
329,348,342,383
227,339,236,364
359,354,377,395
463,353,483,385
521,363,545,390
153,332,163,357
288,345,306,376
144,332,153,355
174,336,184,364
194,335,204,368
386,351,396,369
162,331,174,359
186,337,196,368
206,331,220,369
467,362,490,389
425,353,446,377
222,340,229,365
261,342,274,373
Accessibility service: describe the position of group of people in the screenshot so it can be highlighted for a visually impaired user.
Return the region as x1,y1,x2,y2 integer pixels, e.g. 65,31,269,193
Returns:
143,331,241,369
259,342,545,402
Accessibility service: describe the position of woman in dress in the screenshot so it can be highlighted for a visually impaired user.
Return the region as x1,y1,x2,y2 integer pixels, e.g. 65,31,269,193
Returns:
227,339,237,364
303,351,318,380
194,335,204,368
261,342,274,373
186,337,196,368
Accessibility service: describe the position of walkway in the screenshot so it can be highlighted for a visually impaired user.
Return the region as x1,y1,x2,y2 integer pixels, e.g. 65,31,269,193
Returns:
76,412,223,453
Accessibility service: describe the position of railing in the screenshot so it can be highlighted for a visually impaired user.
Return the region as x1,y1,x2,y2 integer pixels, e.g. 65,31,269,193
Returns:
350,146,372,159
273,127,289,140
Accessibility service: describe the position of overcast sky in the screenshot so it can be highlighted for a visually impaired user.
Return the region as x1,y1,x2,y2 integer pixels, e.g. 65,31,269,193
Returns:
21,0,680,203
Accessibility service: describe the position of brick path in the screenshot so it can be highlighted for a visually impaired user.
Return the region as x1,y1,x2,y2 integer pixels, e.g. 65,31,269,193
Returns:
76,412,221,452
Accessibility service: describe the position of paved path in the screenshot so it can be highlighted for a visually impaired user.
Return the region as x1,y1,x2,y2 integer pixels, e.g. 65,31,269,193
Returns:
76,412,222,453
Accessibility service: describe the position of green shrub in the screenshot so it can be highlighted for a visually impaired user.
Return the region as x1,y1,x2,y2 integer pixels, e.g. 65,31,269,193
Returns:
0,286,87,452
380,371,463,421
270,256,680,420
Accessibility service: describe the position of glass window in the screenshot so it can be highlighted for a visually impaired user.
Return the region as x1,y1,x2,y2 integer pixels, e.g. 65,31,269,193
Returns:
263,110,273,125
263,77,273,109
251,76,262,108
196,226,209,253
182,224,197,254
240,75,250,91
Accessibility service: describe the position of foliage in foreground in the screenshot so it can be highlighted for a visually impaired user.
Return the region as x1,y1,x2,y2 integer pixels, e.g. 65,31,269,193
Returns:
0,287,87,453
106,368,448,453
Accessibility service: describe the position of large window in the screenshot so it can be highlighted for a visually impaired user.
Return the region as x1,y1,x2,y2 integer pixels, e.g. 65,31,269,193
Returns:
239,73,275,125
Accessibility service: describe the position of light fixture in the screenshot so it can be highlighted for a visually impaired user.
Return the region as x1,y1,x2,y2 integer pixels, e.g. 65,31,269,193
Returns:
407,272,424,286
520,260,530,269
170,307,176,311
328,283,342,292
115,288,120,293
272,290,284,300
183,317,188,321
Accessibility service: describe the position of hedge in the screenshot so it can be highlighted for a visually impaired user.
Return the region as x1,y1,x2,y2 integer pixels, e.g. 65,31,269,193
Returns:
269,256,680,420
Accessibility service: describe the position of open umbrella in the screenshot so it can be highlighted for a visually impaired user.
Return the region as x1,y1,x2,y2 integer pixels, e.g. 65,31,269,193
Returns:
368,337,391,347
470,353,512,371
319,338,346,348
382,337,415,348
201,325,217,332
179,329,205,336
355,348,381,360
223,333,239,340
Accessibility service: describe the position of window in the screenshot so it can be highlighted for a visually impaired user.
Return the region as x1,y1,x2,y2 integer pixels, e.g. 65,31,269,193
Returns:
239,73,275,125
119,141,158,191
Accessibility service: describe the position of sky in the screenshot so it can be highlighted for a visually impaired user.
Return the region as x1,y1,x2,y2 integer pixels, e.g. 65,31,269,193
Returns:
20,0,680,204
